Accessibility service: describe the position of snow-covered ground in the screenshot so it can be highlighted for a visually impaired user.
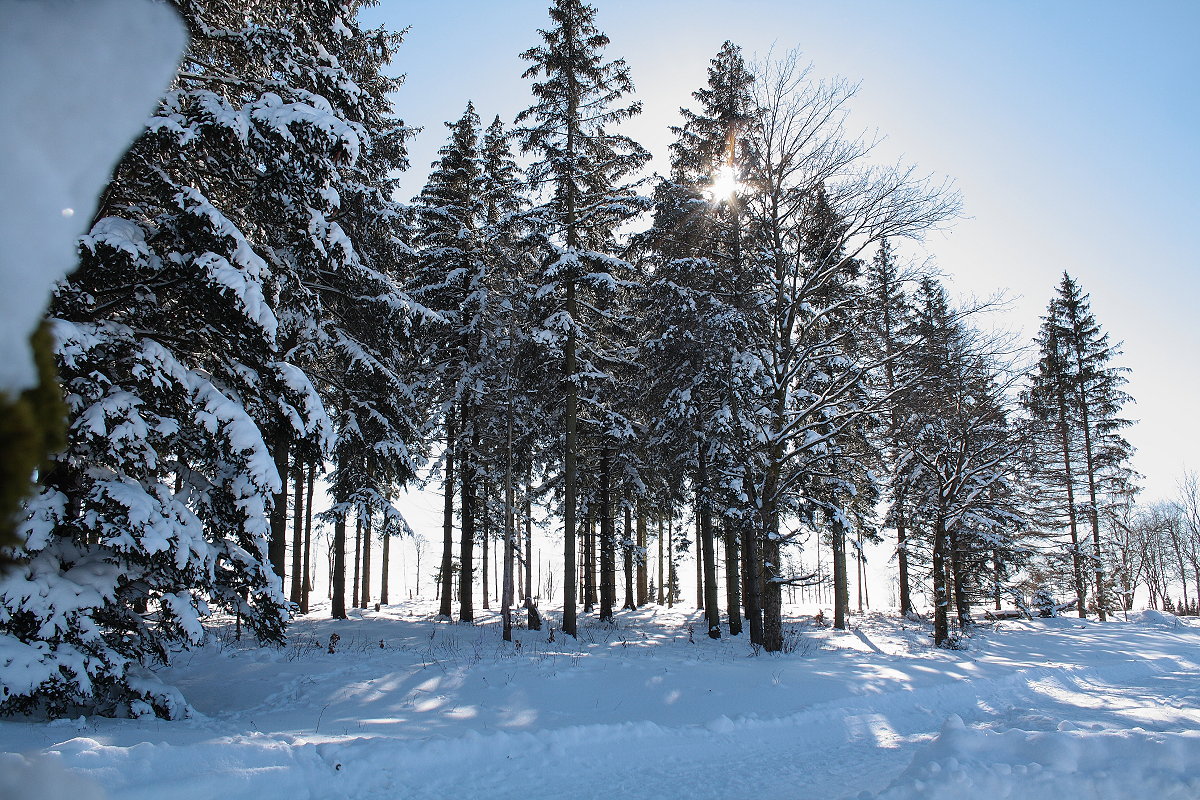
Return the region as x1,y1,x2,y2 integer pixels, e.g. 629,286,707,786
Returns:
3,602,1198,799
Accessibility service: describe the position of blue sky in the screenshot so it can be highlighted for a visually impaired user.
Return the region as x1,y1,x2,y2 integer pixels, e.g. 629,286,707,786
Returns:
362,0,1200,500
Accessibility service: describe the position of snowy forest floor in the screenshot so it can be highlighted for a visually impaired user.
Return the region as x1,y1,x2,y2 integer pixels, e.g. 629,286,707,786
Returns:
3,602,1200,800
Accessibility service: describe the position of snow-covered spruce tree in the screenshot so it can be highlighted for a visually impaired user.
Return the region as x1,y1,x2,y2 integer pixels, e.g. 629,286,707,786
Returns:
515,0,649,637
637,40,759,640
897,278,1026,647
1024,273,1135,621
413,107,538,624
861,238,921,617
0,0,412,716
306,3,426,623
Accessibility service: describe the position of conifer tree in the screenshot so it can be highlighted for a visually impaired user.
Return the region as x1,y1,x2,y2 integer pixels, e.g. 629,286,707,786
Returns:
1026,273,1135,621
515,0,649,637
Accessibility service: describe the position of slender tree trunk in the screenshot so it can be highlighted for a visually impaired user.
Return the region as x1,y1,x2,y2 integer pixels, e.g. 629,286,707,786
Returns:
993,549,1003,610
526,465,540,630
360,510,372,609
459,421,476,623
584,509,596,612
696,511,704,610
332,516,347,620
856,530,865,614
1075,348,1109,621
352,513,362,609
269,431,291,584
623,504,635,610
482,486,490,611
832,510,848,629
949,529,971,626
636,510,648,607
656,516,665,605
667,515,676,608
742,512,764,646
1054,388,1088,617
599,449,615,622
301,463,314,614
697,446,721,639
380,526,391,606
724,522,742,635
290,460,304,604
933,513,950,646
438,412,456,619
503,414,515,643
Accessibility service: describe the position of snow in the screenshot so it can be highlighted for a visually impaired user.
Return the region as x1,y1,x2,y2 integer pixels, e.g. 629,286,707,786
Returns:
2,603,1198,799
0,0,184,393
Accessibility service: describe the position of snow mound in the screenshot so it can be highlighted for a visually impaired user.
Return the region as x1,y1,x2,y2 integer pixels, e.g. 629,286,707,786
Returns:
865,714,1200,800
1129,609,1186,628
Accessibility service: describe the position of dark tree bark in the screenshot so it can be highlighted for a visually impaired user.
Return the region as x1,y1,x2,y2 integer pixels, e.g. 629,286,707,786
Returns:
380,524,391,606
636,510,648,607
933,514,950,647
623,505,635,610
599,449,615,622
290,459,304,605
724,522,742,635
269,431,291,582
438,412,456,619
697,446,721,638
459,424,477,623
332,516,348,620
300,464,315,614
360,509,372,609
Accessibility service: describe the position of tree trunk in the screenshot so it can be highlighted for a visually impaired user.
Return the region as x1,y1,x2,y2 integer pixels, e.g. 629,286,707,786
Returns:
438,411,456,619
301,463,315,614
724,521,742,635
623,504,635,610
360,509,372,609
503,412,515,642
290,459,304,605
896,489,912,616
742,511,764,646
932,514,950,646
352,512,362,609
832,511,848,630
269,430,291,584
656,516,665,605
332,515,347,619
993,549,1003,610
949,529,971,626
599,449,615,622
667,515,676,608
697,446,721,638
1055,387,1088,618
525,465,541,630
482,486,490,611
380,524,391,606
459,422,476,623
636,510,648,607
584,509,596,612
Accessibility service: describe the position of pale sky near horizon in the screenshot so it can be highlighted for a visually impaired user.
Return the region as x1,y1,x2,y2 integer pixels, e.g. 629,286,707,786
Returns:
360,0,1200,503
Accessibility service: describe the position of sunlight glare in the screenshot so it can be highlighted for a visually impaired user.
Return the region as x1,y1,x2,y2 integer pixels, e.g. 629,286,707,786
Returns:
705,164,742,202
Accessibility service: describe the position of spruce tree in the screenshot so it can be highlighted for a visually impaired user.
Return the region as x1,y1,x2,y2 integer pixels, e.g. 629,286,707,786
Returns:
1026,273,1135,621
515,0,649,637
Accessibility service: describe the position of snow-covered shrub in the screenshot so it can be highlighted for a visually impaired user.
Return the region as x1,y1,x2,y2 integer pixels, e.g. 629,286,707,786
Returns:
1032,588,1059,617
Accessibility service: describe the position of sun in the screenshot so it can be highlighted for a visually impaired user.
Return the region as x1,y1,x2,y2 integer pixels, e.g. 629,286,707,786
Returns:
705,164,742,202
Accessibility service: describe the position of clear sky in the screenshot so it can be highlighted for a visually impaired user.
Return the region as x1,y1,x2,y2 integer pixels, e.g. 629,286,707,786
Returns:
361,0,1200,502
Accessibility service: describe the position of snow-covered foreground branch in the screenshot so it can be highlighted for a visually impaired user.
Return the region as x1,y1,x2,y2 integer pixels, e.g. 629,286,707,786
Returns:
3,604,1198,799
